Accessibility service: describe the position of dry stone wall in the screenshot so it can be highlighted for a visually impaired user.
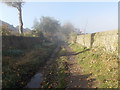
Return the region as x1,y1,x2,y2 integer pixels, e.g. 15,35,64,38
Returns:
76,30,118,53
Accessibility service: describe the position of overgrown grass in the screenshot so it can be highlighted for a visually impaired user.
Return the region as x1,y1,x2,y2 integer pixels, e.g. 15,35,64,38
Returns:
41,47,68,88
2,42,56,88
69,43,118,88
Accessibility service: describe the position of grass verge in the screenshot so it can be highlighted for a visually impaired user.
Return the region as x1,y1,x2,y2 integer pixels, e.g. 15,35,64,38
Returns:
41,47,68,88
69,43,118,88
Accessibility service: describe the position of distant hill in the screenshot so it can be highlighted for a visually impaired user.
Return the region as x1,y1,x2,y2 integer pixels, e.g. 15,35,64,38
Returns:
0,20,31,34
0,20,17,31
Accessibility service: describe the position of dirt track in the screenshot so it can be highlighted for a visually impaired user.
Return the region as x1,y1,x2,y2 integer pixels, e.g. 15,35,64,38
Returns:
64,45,96,88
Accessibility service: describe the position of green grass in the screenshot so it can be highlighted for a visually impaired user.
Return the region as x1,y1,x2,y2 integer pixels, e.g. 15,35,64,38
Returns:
2,42,56,88
69,43,118,88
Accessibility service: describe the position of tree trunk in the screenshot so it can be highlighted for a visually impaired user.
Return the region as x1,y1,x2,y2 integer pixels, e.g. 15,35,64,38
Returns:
18,6,23,34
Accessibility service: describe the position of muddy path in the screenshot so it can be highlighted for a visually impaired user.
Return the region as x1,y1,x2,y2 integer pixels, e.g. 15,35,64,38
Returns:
63,45,96,88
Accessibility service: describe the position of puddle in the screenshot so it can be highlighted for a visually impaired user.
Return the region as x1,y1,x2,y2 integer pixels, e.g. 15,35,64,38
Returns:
25,73,43,88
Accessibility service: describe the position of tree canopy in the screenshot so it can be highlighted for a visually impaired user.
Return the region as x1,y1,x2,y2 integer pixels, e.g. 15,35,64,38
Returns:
33,16,61,41
4,0,24,9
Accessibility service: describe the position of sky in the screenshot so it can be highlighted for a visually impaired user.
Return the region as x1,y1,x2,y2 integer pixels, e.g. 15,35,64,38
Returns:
0,2,118,33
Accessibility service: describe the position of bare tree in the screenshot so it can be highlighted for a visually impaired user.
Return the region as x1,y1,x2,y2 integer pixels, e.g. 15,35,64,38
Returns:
3,0,24,34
